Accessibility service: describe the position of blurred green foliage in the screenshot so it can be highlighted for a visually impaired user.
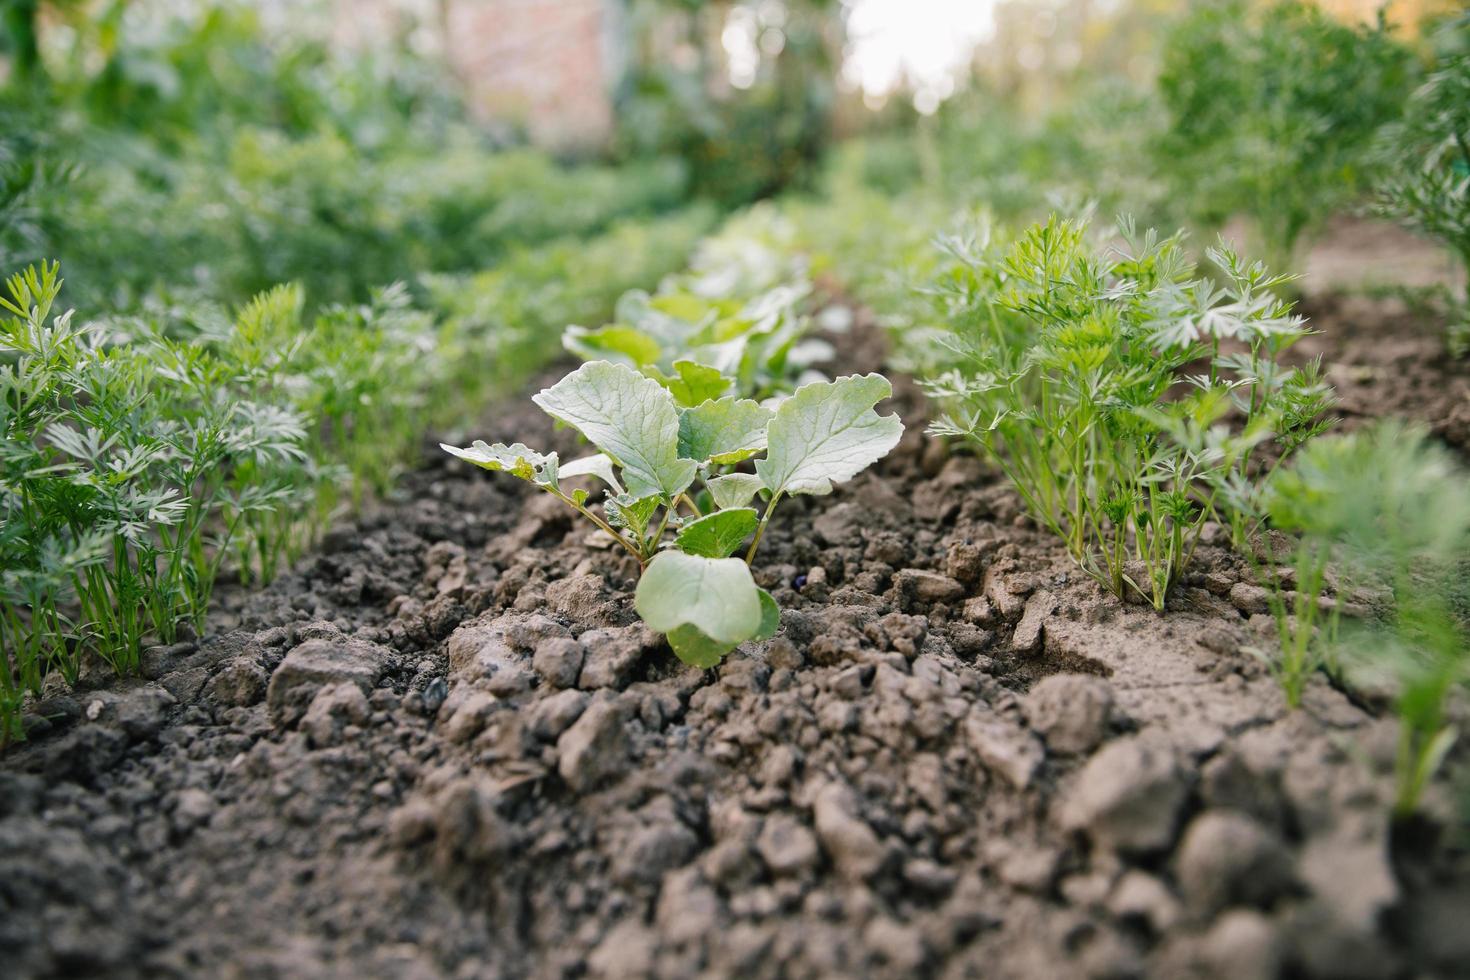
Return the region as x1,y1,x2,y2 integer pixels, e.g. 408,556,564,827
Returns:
1156,0,1415,268
0,204,715,740
615,0,839,207
1374,13,1470,351
0,3,694,311
1265,421,1470,816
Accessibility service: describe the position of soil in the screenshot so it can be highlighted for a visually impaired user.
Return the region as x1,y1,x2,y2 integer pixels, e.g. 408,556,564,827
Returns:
4,256,1470,979
1299,292,1470,456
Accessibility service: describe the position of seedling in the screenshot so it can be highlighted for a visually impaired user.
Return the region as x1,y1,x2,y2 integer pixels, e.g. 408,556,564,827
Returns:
1,262,308,742
1263,421,1470,816
562,278,823,403
561,206,826,401
923,214,1330,609
443,360,902,666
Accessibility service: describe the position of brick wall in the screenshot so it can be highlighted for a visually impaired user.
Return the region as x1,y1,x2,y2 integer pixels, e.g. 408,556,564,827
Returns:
322,0,621,151
443,0,621,150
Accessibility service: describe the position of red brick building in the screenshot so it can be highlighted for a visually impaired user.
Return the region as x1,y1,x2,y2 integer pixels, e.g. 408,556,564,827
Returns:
329,0,623,150
442,0,622,149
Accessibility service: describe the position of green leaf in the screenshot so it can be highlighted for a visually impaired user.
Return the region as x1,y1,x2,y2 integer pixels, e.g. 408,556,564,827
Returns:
636,551,763,653
533,361,697,498
707,473,764,510
651,289,733,324
754,587,780,641
665,625,738,669
606,493,662,536
618,289,708,348
675,508,759,558
559,453,624,495
678,396,772,465
440,441,559,489
664,360,732,407
562,324,662,367
755,374,904,496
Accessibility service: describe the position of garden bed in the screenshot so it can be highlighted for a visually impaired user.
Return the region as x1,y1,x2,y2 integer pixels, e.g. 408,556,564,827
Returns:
2,296,1467,980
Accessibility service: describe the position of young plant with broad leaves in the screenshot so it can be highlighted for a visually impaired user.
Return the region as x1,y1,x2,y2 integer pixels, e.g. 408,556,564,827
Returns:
562,282,826,404
443,361,902,666
561,214,828,401
922,214,1333,609
1262,421,1470,817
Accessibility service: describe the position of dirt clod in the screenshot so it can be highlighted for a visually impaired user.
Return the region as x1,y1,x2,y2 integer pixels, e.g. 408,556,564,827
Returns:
1060,734,1189,855
1175,810,1296,915
1023,673,1114,755
266,637,391,727
557,699,631,792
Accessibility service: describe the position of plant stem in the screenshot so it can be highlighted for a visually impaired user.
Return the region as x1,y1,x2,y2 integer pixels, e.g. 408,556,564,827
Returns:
745,491,784,564
647,504,674,559
549,488,645,563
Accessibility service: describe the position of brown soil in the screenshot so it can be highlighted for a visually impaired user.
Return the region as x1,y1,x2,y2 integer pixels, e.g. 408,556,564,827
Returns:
3,285,1469,978
1298,292,1470,456
1295,217,1470,454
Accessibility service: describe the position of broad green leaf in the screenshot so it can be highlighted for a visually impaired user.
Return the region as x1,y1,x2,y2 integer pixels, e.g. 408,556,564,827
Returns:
559,453,624,495
675,508,759,558
754,588,780,641
562,324,661,367
678,397,772,465
712,313,758,343
665,624,737,668
755,374,903,496
441,441,559,489
663,587,784,665
707,473,764,510
606,493,661,536
636,551,763,649
533,361,697,498
618,290,705,348
664,360,732,407
690,336,747,378
652,289,737,323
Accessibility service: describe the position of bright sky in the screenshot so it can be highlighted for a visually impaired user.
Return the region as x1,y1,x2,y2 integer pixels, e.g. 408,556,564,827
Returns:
843,0,1000,108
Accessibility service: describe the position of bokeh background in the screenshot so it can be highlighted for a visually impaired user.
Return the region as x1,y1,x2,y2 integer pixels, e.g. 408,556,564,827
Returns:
2,0,1461,314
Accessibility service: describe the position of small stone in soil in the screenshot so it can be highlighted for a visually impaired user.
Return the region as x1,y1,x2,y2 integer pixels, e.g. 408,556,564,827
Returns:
896,569,966,605
420,677,448,715
1058,734,1188,855
1175,810,1295,915
812,781,888,880
557,700,630,792
965,711,1044,790
757,814,820,875
1197,909,1283,980
266,637,390,728
529,689,589,741
206,658,270,707
1022,673,1114,756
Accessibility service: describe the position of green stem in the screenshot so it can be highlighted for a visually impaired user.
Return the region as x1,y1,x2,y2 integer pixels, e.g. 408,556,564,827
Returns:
745,491,784,564
647,504,675,559
550,488,645,564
